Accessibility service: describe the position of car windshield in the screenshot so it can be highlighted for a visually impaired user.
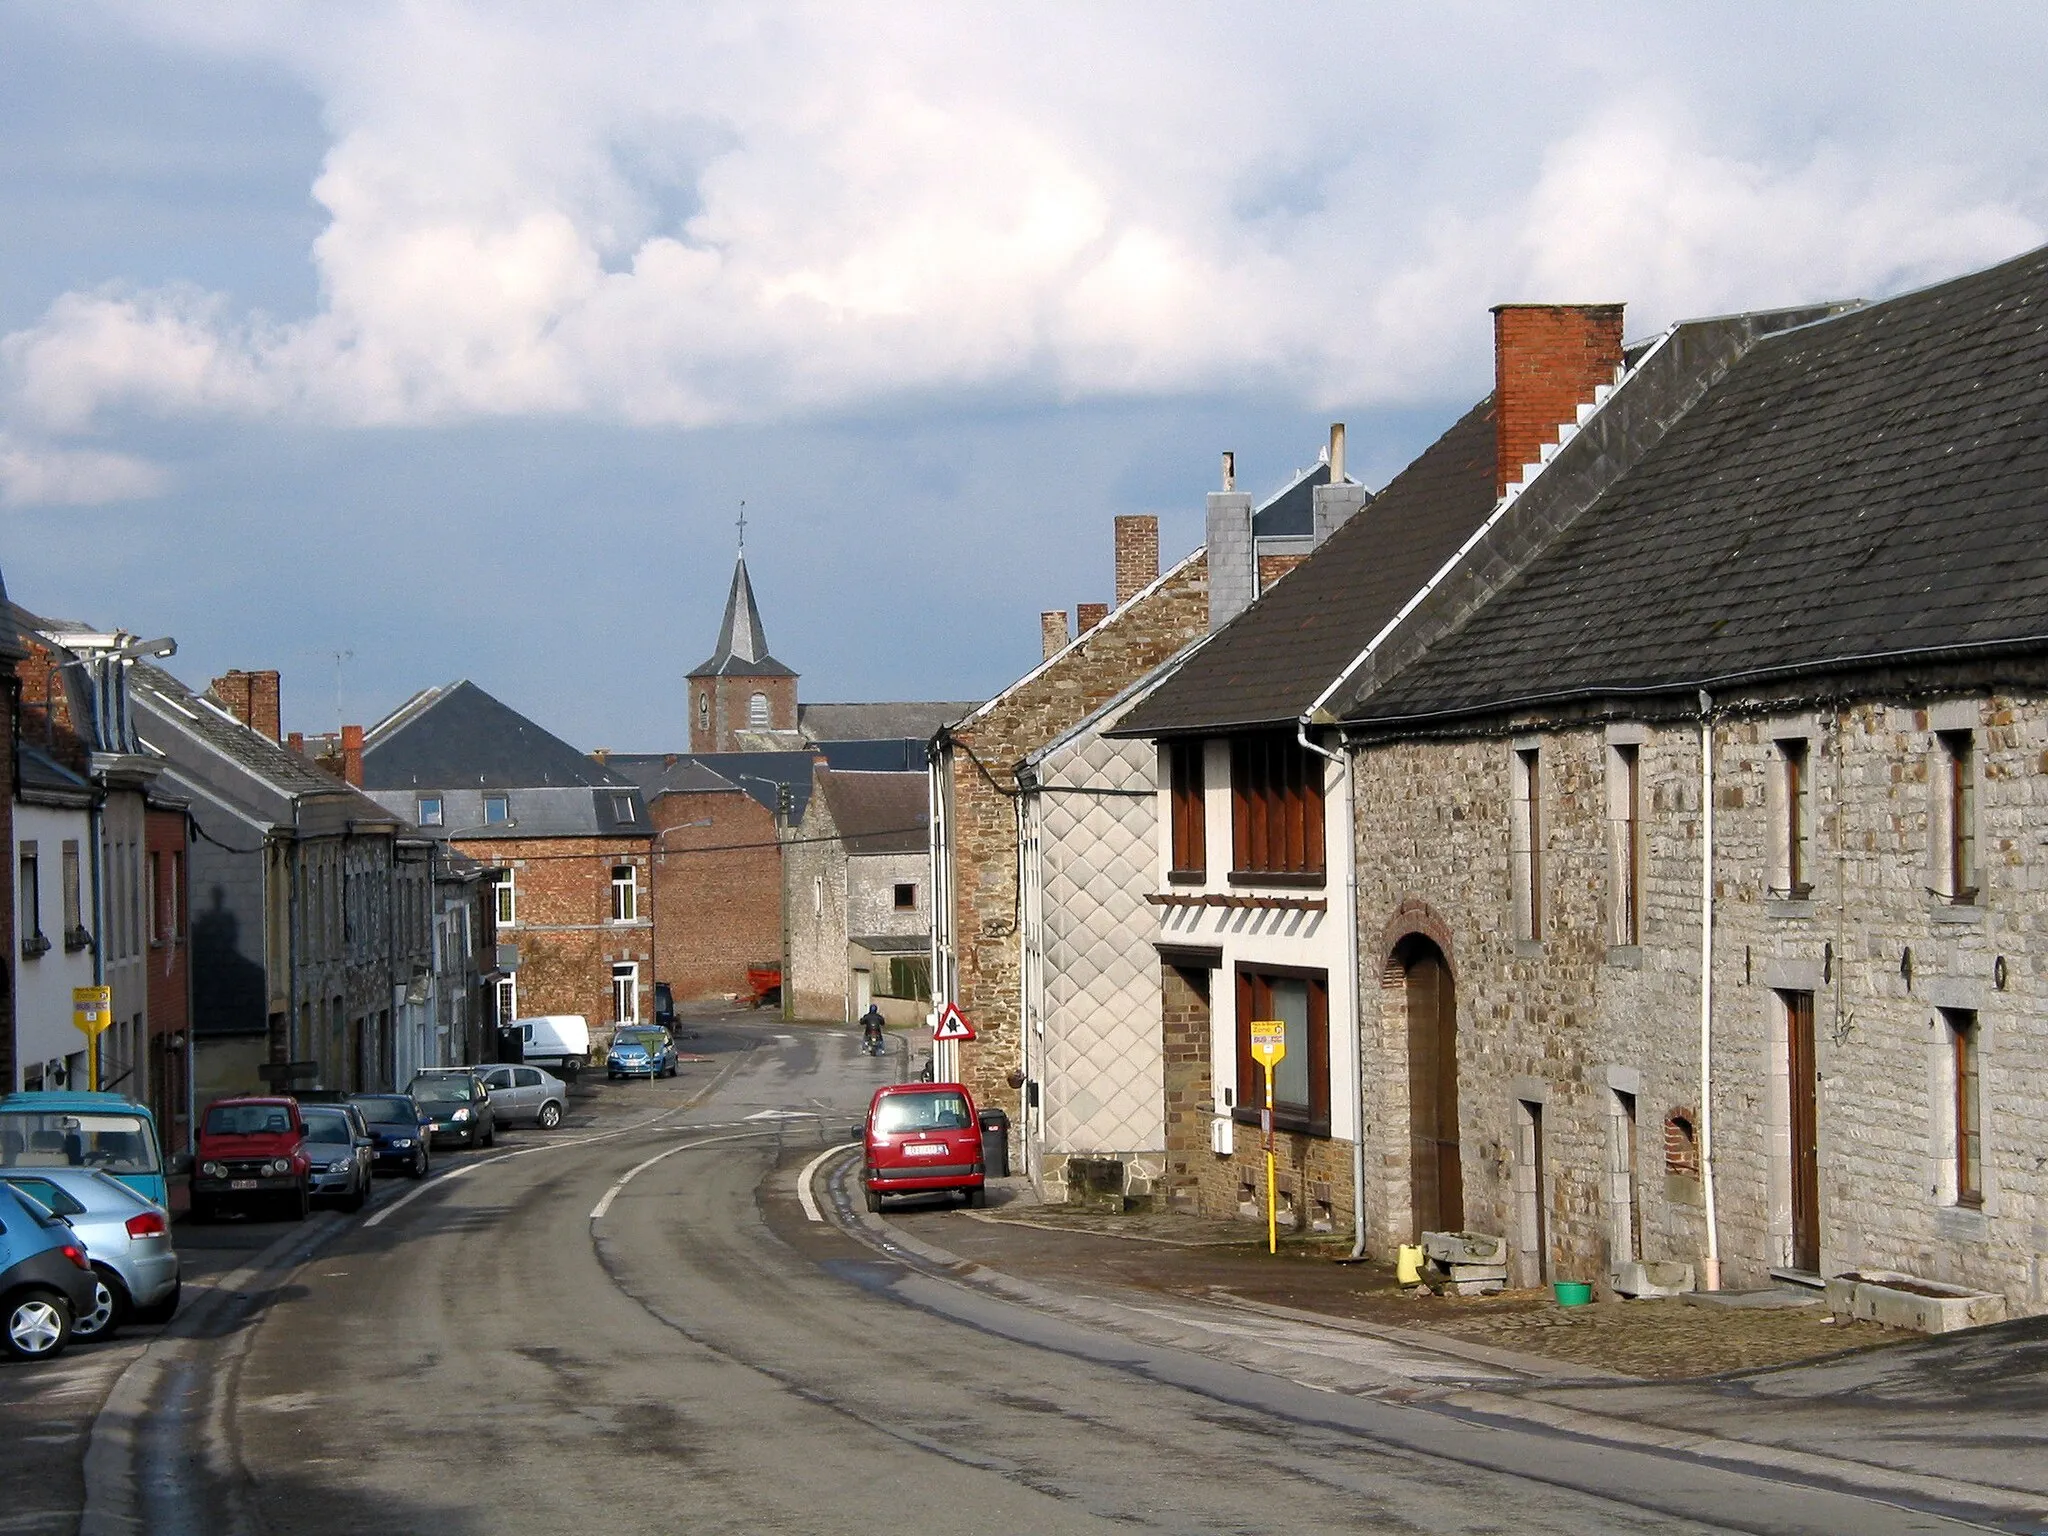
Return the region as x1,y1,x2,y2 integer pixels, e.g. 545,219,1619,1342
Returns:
352,1098,419,1125
203,1104,294,1137
872,1092,972,1134
302,1113,351,1145
1,1109,164,1172
410,1079,474,1104
614,1031,663,1050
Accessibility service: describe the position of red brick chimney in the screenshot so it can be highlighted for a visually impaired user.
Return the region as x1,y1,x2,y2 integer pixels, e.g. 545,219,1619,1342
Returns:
1113,515,1159,607
340,724,364,787
1491,304,1626,497
1040,610,1071,660
210,669,282,742
1076,602,1109,634
287,731,305,756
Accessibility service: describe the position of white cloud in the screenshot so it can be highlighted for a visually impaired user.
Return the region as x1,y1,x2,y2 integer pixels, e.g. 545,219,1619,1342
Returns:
6,3,2045,443
0,433,169,506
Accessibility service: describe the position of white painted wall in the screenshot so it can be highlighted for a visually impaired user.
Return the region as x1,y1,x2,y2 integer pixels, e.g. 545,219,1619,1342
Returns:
14,801,98,1089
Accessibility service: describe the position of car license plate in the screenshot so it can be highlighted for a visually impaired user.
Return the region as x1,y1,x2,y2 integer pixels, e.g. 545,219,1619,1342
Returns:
230,1179,257,1190
906,1144,946,1157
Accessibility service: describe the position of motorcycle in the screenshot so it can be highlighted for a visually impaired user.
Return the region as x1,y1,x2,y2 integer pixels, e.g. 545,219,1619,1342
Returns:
861,1029,886,1056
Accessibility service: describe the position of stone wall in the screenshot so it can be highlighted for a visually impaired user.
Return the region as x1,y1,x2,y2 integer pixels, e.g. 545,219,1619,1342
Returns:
1351,669,2048,1311
784,780,847,1021
942,551,1208,1123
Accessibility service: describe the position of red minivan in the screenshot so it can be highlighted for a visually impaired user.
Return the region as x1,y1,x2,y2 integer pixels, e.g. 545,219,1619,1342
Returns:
862,1083,984,1212
192,1096,312,1222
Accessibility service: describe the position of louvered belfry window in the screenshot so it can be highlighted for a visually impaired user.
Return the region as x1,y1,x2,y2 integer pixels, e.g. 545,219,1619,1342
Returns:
1229,732,1325,882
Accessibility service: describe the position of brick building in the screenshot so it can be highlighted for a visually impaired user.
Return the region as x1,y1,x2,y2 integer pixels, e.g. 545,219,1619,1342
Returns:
932,515,1211,1129
359,681,653,1051
1324,244,2048,1314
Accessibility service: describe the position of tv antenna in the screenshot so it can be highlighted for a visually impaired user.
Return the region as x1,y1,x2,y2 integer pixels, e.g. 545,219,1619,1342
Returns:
332,648,354,733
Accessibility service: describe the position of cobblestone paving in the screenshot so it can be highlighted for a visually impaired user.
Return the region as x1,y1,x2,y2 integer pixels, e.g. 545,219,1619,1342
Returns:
931,1194,1902,1380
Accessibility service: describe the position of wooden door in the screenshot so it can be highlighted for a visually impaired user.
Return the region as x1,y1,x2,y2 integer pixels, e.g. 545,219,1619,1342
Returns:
1787,991,1820,1272
1406,943,1463,1238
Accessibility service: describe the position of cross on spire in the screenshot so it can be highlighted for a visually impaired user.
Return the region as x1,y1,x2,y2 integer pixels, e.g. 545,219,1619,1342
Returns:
736,500,747,553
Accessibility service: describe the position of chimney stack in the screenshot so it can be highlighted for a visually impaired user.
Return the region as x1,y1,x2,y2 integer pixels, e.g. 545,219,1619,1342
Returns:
1491,303,1626,498
1076,602,1109,634
340,724,364,788
1040,610,1071,661
1113,515,1159,608
1312,422,1369,546
211,669,282,742
287,731,305,756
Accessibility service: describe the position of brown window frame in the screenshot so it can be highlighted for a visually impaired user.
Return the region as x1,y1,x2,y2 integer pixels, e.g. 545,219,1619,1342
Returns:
1945,1007,1983,1208
1512,746,1542,939
1232,965,1330,1137
1168,739,1206,883
1228,732,1325,885
1938,730,1977,904
1778,738,1812,899
1611,742,1640,946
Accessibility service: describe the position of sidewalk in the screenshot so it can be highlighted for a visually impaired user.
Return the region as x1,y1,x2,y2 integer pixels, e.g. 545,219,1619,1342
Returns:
861,1175,2048,1527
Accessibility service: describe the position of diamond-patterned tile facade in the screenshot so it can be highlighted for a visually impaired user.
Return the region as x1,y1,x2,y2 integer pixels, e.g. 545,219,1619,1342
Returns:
1037,731,1165,1153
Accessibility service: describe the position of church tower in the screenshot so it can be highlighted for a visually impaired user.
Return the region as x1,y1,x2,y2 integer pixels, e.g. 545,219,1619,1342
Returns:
687,544,799,753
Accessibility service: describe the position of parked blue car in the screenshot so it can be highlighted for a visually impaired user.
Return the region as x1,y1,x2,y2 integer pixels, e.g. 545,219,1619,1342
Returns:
605,1026,678,1080
0,1092,169,1208
0,1180,99,1361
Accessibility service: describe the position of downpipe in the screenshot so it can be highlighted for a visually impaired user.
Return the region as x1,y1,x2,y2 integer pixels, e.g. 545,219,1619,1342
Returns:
1698,690,1722,1292
1296,718,1368,1260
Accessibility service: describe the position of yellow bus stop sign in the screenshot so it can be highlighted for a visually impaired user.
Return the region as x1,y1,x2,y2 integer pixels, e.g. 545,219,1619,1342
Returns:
1249,1020,1286,1254
1248,1020,1286,1067
72,986,113,1037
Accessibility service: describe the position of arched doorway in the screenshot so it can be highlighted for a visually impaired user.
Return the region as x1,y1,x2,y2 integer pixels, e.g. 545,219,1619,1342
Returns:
1398,935,1463,1239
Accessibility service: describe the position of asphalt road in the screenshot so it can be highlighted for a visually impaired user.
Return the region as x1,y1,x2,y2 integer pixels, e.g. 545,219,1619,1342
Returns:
10,1015,2004,1534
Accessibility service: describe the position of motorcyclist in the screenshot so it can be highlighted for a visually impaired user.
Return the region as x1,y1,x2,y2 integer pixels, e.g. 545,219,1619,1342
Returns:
859,1004,886,1054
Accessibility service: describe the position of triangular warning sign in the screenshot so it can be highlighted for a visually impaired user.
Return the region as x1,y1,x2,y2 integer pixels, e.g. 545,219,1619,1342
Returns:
931,1002,976,1042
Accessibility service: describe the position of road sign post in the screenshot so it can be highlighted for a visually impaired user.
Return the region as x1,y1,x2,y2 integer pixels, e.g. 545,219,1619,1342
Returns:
931,1002,976,1082
1248,1020,1286,1255
73,985,113,1092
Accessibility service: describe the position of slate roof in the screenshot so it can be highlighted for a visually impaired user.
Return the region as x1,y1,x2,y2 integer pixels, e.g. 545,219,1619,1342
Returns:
798,701,981,742
603,754,742,799
1345,243,2048,726
362,681,637,791
133,661,359,799
610,750,819,820
1112,399,1499,736
818,770,929,855
17,742,92,803
1252,460,1347,538
690,555,795,678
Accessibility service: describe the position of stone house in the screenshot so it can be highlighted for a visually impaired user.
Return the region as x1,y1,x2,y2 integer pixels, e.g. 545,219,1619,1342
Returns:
931,516,1211,1127
359,680,653,1046
784,765,930,1024
1331,244,2048,1312
128,661,407,1102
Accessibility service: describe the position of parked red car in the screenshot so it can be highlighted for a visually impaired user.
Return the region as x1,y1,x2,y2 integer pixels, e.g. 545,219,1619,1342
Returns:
862,1083,984,1213
192,1097,312,1222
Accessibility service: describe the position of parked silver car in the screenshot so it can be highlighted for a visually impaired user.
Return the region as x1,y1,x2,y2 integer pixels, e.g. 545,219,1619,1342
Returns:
299,1105,374,1212
480,1064,568,1130
0,1168,179,1340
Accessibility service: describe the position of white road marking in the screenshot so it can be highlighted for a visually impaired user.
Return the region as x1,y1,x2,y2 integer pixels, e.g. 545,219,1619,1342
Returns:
798,1142,858,1222
744,1109,816,1122
588,1130,778,1221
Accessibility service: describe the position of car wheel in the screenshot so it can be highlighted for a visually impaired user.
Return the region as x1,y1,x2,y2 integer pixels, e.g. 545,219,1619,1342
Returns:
291,1184,311,1222
864,1188,882,1214
188,1196,212,1225
341,1176,367,1214
72,1271,123,1342
3,1290,71,1361
131,1280,180,1327
537,1100,562,1130
966,1187,987,1210
410,1149,428,1180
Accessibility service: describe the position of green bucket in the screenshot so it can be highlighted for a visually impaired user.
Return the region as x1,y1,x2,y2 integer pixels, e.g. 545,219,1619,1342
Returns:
1553,1281,1594,1307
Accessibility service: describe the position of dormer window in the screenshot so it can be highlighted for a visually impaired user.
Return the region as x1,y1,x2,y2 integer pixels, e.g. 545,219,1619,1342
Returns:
484,794,510,825
417,795,444,827
611,792,635,823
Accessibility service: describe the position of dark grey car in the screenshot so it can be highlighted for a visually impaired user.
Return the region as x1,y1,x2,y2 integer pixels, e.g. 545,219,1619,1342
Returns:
299,1105,373,1212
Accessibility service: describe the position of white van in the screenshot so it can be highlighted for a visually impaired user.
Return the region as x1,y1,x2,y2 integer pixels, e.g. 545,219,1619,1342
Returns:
515,1015,590,1080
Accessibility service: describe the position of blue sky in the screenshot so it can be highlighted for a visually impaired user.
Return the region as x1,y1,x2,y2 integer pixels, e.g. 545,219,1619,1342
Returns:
5,4,2047,747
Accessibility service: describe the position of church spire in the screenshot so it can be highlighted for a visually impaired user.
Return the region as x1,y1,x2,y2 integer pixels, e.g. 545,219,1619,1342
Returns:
689,547,795,679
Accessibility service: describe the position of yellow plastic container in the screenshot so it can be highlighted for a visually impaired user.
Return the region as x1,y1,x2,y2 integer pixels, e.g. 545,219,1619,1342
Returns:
1397,1244,1425,1285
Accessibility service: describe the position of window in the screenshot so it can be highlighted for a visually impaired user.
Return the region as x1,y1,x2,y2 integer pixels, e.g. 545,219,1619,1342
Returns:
1937,731,1977,904
612,962,639,1024
1774,738,1812,898
1608,742,1641,946
61,841,82,937
1944,1008,1983,1208
1233,967,1330,1136
494,873,516,928
1510,746,1542,940
611,792,636,824
1168,739,1206,882
893,882,916,911
147,851,162,945
484,794,510,825
749,692,770,728
1228,733,1325,881
610,864,638,923
417,796,444,827
496,975,518,1023
18,843,43,956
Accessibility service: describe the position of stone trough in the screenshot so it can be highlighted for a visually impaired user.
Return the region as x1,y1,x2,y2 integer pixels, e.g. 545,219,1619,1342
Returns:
1420,1230,1508,1296
1823,1269,2008,1334
1610,1259,1695,1298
